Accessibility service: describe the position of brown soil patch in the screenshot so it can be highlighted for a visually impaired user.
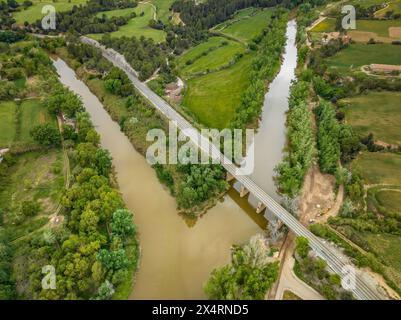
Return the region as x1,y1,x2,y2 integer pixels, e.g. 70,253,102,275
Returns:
389,27,401,38
298,165,339,225
348,31,393,43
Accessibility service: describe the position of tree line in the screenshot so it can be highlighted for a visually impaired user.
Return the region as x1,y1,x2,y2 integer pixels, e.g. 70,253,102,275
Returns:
231,9,288,128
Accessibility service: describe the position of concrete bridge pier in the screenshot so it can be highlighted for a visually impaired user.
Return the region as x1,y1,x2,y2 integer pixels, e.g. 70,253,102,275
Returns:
239,185,250,198
256,201,266,214
226,172,235,182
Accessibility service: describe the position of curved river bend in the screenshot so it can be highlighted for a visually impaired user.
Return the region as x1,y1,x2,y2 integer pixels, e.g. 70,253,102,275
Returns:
53,59,262,299
52,20,297,299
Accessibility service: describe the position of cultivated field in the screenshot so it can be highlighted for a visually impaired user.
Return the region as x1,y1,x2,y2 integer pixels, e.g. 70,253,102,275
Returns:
14,0,87,24
152,0,175,23
177,37,246,78
213,8,272,43
0,99,55,148
375,188,401,214
375,0,401,18
310,17,336,33
19,99,55,143
341,91,401,145
89,2,166,42
360,232,401,290
182,54,253,129
326,43,401,73
352,152,401,186
348,19,401,43
0,101,17,148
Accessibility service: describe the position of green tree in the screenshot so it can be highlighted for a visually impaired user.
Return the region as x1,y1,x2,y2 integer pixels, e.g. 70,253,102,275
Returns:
295,237,310,259
30,124,61,147
110,209,136,239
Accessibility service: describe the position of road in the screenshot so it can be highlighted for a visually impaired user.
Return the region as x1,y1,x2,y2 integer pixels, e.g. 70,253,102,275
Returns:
80,36,385,300
274,235,324,300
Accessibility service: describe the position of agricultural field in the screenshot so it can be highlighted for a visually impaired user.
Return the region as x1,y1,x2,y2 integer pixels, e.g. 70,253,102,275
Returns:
309,17,336,33
340,91,401,145
14,0,87,24
375,188,401,215
151,0,175,23
348,19,401,43
213,8,273,43
178,7,274,129
352,152,401,186
375,0,401,18
0,99,55,148
359,232,401,289
182,54,253,129
0,150,64,223
19,99,55,144
177,37,246,78
0,101,17,148
326,43,401,73
89,2,166,42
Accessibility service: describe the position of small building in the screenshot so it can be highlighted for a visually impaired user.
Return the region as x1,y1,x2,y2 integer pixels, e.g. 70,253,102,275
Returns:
369,64,401,74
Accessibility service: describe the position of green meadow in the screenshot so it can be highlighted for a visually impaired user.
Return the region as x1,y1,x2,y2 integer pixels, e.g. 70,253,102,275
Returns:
326,43,401,73
0,101,17,148
14,0,87,24
89,2,165,42
310,17,336,33
341,91,401,145
352,152,401,186
214,8,273,43
0,99,55,148
355,19,401,37
151,0,174,23
182,54,253,129
178,37,246,78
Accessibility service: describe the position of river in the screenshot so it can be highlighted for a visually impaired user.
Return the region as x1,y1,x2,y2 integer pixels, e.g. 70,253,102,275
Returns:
53,59,263,299
52,20,297,300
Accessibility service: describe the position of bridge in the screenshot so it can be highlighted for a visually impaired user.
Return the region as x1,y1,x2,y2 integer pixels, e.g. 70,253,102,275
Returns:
81,36,384,300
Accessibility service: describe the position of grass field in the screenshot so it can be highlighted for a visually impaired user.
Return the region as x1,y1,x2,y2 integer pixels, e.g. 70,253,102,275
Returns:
0,99,55,148
326,43,401,73
182,54,253,129
0,150,64,219
310,17,336,33
89,2,165,42
360,232,401,288
375,0,401,17
14,0,87,24
177,37,246,78
213,8,272,43
376,189,401,214
352,152,401,185
19,99,55,143
356,19,401,37
96,7,137,19
343,0,387,8
151,0,174,23
341,91,401,145
0,101,17,148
